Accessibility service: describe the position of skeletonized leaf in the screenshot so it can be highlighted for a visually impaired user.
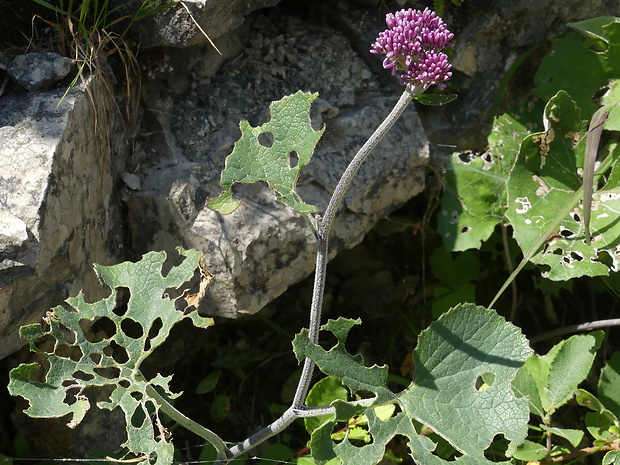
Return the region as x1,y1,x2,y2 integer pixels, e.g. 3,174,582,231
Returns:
8,249,213,465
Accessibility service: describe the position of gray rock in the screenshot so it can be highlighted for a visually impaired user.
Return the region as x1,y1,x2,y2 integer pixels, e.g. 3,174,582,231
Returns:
0,75,128,360
122,172,141,190
0,206,29,256
123,0,283,48
8,52,73,92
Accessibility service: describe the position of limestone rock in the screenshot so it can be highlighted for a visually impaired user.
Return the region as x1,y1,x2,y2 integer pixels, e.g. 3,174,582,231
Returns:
8,52,73,92
0,76,128,360
124,0,283,48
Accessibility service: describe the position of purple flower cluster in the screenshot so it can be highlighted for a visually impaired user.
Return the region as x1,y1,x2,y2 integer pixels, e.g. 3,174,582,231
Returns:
371,8,454,91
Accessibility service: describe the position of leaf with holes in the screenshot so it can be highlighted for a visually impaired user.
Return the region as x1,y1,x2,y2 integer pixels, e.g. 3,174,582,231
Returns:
8,248,213,465
438,114,526,251
207,91,324,214
505,90,620,280
294,304,533,465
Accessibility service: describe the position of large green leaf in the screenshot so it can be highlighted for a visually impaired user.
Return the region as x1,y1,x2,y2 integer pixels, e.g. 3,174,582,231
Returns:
207,91,324,214
8,249,213,465
294,304,533,465
505,90,620,280
438,114,526,251
534,33,611,116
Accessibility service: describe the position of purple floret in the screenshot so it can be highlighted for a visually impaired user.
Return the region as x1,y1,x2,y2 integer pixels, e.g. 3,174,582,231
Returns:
371,8,454,90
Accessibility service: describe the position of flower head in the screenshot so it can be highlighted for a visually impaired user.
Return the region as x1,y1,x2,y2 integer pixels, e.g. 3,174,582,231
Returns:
371,8,454,91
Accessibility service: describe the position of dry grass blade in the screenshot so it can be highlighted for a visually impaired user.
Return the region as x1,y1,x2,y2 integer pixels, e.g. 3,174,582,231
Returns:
582,105,609,245
179,1,221,55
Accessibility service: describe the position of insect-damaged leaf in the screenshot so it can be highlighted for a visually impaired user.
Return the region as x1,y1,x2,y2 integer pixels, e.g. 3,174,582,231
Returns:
294,304,532,465
207,91,324,214
8,248,213,465
438,114,525,251
505,90,620,280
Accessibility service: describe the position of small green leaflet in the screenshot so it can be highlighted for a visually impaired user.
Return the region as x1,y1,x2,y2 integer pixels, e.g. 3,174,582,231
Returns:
207,91,324,214
599,352,620,417
294,304,533,465
513,332,603,418
8,249,213,465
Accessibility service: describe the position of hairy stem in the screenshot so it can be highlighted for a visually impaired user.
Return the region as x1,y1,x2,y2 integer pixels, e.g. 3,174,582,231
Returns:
530,318,620,344
145,384,230,462
223,86,418,462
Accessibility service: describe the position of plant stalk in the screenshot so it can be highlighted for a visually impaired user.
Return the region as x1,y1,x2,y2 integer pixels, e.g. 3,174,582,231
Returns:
223,86,418,462
145,384,230,462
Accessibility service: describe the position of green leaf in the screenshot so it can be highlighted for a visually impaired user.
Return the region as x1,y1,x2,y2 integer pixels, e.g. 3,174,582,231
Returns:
514,333,603,418
257,443,294,465
602,80,620,131
8,249,213,465
539,425,583,447
438,115,525,251
576,389,620,442
196,370,222,394
576,389,618,422
305,377,348,435
546,332,603,411
505,90,620,280
584,411,617,441
512,361,545,417
295,304,533,464
604,450,620,464
603,21,620,76
429,248,479,317
210,394,230,423
598,351,620,418
511,440,547,461
207,91,324,214
534,34,611,116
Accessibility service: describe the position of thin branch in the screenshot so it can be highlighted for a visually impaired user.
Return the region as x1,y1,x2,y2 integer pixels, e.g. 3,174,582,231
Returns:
500,222,518,322
539,440,620,464
530,318,620,344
